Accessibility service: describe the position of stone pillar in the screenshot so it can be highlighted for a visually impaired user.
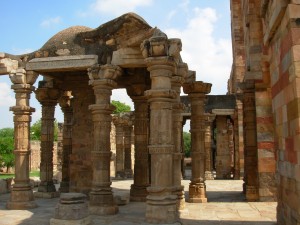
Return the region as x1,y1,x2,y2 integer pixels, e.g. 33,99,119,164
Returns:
56,123,63,173
112,116,125,178
228,118,234,178
6,69,38,209
172,63,187,210
204,113,215,180
123,112,134,178
88,64,121,215
141,31,182,224
241,81,259,201
183,81,211,203
129,92,150,202
35,80,60,198
58,91,73,193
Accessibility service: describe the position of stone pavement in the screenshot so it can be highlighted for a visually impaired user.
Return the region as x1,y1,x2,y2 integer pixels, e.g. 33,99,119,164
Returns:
0,179,277,225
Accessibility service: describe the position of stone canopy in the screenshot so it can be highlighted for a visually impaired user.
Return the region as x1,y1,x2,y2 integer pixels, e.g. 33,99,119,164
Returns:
0,13,162,91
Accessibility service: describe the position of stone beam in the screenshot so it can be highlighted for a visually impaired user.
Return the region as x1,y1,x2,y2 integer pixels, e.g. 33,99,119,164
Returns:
212,109,235,115
111,47,146,68
26,55,98,72
0,53,18,75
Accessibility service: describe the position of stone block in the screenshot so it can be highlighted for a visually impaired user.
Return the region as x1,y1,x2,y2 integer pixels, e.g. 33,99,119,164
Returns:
50,193,92,225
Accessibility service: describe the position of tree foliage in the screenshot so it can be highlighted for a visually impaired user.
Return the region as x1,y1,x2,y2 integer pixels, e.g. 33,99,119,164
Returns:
111,100,131,114
183,131,191,157
0,128,14,172
30,119,59,141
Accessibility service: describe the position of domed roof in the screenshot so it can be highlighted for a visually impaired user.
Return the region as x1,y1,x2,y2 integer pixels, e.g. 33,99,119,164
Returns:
40,26,92,56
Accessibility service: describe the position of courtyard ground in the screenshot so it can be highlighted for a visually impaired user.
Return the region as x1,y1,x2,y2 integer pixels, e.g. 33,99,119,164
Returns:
0,179,276,225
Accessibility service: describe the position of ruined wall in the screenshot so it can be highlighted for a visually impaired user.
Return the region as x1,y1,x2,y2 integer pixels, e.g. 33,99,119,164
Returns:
230,0,300,223
261,2,300,224
229,0,277,202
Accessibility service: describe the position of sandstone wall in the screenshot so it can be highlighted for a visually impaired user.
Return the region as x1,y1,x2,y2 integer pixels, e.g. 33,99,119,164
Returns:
230,0,300,223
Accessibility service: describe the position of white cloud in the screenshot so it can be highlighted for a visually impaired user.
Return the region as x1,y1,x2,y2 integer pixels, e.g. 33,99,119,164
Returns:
90,0,153,16
40,16,62,28
165,7,232,95
0,82,14,107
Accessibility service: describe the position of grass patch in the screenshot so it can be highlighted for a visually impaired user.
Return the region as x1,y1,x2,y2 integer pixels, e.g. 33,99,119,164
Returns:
0,170,40,179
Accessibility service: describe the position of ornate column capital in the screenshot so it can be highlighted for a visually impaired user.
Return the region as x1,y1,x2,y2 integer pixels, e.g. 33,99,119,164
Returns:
9,69,38,114
183,81,212,96
88,64,122,86
140,29,182,61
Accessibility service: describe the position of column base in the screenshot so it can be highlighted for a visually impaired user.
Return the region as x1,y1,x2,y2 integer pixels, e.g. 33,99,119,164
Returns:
59,181,69,193
130,184,148,202
188,183,207,203
38,181,57,192
34,191,60,199
146,188,179,224
124,169,133,178
205,171,214,180
7,188,37,210
89,191,119,215
174,185,185,210
246,185,259,201
89,204,118,215
50,216,92,225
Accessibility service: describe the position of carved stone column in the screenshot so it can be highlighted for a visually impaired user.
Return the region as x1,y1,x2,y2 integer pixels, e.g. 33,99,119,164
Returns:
128,89,150,202
35,80,60,198
6,69,38,209
88,64,121,215
112,116,125,178
204,113,215,180
172,63,187,210
141,31,181,224
123,112,134,178
183,81,211,203
240,81,259,201
58,91,73,193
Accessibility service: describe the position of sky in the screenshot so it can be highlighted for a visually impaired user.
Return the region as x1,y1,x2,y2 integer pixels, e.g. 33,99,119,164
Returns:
0,0,232,130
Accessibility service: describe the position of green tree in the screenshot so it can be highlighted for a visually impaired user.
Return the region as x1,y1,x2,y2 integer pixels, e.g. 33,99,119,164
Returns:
183,131,191,157
111,100,131,114
31,119,59,141
0,128,15,173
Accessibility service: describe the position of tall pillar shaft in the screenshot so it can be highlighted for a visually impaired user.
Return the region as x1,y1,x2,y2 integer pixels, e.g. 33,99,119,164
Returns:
7,69,38,209
130,96,149,202
35,85,60,196
59,91,73,193
204,114,215,180
124,122,133,178
141,33,183,224
113,122,124,178
88,64,121,215
145,58,178,224
183,81,212,203
172,63,186,210
242,82,259,201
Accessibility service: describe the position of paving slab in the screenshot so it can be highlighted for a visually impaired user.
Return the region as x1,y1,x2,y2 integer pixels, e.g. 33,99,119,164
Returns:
0,180,277,225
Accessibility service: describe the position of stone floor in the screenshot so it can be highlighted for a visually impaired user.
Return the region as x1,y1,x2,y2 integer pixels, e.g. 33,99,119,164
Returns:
0,179,277,225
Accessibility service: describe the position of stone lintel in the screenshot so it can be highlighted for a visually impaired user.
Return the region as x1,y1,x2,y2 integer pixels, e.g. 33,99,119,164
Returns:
111,47,146,68
212,109,235,115
26,55,98,72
